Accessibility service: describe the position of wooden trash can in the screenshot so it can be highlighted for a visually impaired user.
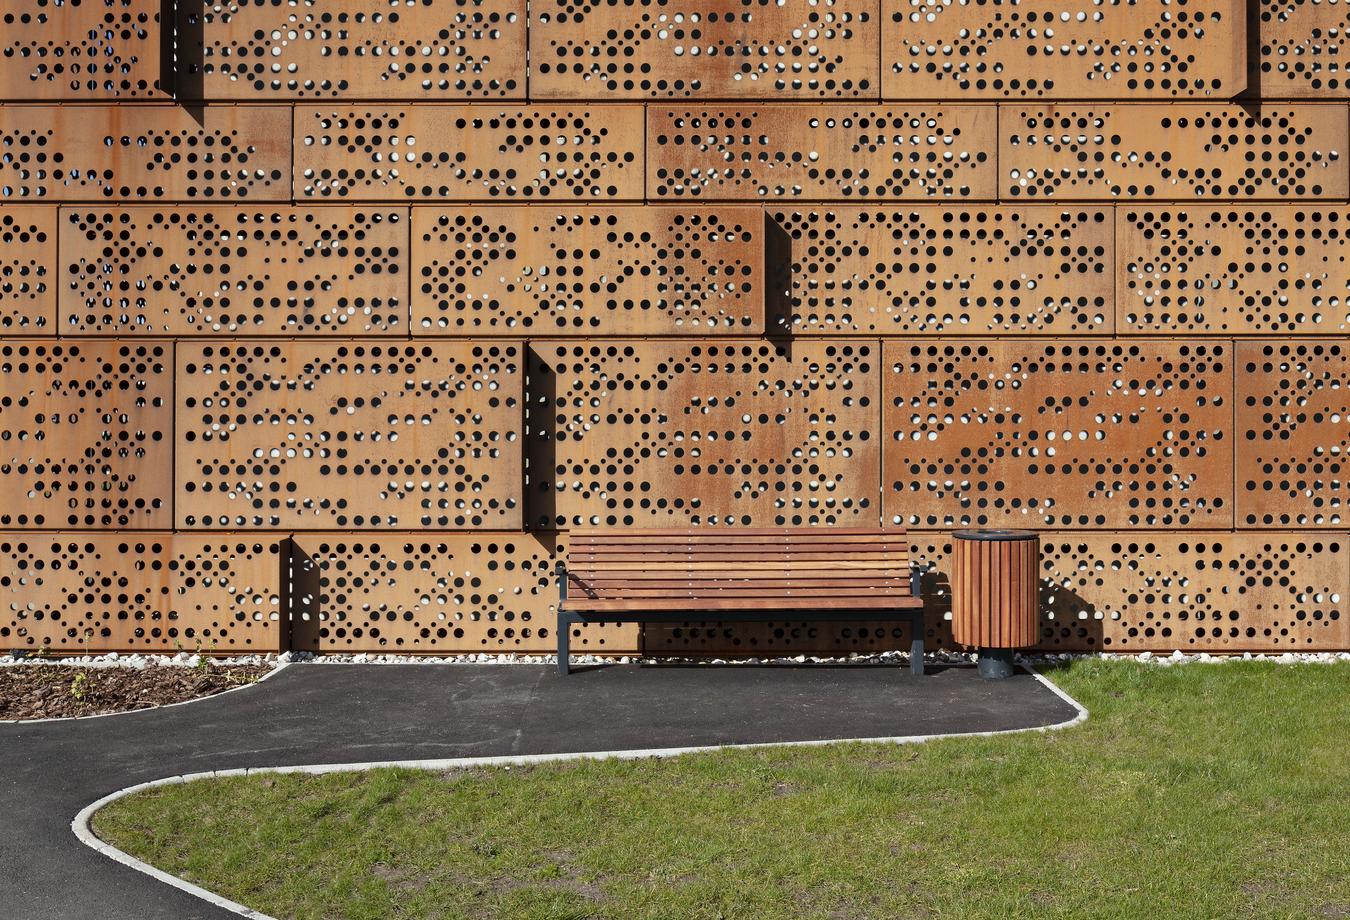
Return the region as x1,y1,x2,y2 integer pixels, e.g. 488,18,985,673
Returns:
951,529,1040,678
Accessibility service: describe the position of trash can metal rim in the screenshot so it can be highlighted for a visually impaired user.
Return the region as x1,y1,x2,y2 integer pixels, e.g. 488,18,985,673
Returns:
951,529,1038,542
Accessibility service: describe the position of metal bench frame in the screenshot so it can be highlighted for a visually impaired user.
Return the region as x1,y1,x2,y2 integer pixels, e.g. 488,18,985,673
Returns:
556,561,927,677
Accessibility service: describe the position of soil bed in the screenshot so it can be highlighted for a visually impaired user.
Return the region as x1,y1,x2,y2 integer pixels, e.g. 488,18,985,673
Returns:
0,664,269,720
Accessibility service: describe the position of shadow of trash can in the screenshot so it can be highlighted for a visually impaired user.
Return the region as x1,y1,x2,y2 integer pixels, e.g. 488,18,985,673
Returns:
950,530,1040,679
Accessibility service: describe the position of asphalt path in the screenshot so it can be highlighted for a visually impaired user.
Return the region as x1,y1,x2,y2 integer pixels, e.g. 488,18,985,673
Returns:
0,662,1081,919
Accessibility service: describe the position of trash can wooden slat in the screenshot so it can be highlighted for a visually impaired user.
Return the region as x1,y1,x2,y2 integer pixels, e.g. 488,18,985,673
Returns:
951,529,1040,650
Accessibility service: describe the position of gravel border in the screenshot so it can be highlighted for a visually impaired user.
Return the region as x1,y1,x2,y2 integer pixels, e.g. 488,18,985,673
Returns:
0,652,284,670
5,649,1346,671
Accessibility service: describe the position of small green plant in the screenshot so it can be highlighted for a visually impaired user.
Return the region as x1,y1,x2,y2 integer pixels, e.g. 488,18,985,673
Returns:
222,669,260,687
69,671,90,702
193,637,219,671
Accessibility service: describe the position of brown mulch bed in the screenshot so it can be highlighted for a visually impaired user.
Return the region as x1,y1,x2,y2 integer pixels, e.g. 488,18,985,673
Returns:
0,664,270,720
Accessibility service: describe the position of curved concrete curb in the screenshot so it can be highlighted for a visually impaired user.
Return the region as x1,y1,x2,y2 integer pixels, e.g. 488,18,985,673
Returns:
73,666,1087,920
1,661,290,726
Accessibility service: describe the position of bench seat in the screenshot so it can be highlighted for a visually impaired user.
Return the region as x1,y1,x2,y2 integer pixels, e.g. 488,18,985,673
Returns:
556,529,926,675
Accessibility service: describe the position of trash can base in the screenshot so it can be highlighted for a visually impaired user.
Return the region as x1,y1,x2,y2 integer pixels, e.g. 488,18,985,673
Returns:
977,647,1015,680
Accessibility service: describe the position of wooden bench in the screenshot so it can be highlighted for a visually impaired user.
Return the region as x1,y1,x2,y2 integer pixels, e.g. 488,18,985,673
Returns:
555,528,926,676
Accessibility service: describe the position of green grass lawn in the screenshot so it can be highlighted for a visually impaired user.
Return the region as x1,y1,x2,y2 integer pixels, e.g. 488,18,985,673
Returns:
94,660,1350,920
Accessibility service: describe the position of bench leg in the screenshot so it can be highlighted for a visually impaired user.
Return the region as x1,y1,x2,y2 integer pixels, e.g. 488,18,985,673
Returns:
557,610,574,676
909,612,924,677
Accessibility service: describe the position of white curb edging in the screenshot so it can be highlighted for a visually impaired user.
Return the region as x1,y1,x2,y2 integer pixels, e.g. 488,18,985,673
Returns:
71,666,1087,920
1,661,290,726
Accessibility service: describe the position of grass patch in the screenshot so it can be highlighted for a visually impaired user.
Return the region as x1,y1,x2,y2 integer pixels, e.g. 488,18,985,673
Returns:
93,660,1350,920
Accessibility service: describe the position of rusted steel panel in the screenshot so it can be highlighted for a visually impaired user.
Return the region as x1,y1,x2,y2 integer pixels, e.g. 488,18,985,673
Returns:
176,341,523,530
1257,0,1350,97
1000,104,1350,200
59,206,410,335
0,0,161,100
1117,206,1350,334
412,205,763,335
0,206,56,332
0,533,284,652
1237,341,1350,528
295,105,645,200
768,205,1113,334
1036,533,1350,651
530,0,879,100
0,105,291,201
526,340,881,529
0,340,173,529
289,532,637,652
883,340,1234,530
648,105,997,200
181,0,526,99
638,616,924,655
883,0,1245,100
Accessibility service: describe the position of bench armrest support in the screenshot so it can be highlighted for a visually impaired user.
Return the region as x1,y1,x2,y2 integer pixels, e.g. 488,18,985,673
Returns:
908,561,931,676
909,559,931,599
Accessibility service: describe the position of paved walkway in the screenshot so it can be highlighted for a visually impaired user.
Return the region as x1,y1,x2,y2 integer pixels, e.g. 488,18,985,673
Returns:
0,662,1081,919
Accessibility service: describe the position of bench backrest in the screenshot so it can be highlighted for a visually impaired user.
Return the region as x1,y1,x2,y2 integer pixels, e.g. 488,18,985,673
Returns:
563,528,918,611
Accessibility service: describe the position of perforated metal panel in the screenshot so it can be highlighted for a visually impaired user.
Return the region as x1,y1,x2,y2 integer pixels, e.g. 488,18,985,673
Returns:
3,2,1349,657
530,0,878,99
883,0,1245,100
295,105,645,200
1001,104,1349,200
884,341,1233,529
176,342,522,530
1258,0,1350,96
0,206,55,332
0,340,172,528
639,616,922,656
769,206,1113,334
648,106,997,200
0,0,161,99
527,340,881,529
0,534,283,652
1037,533,1349,651
289,533,636,652
1238,342,1350,528
0,105,291,200
412,205,763,335
182,0,526,99
1118,207,1350,334
60,206,409,335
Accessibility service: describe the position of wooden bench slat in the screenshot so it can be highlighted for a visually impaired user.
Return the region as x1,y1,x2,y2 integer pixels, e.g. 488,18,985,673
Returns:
568,551,910,564
570,536,911,548
569,593,915,604
565,597,923,612
569,528,903,539
570,570,910,582
567,543,907,548
570,560,904,572
571,581,910,591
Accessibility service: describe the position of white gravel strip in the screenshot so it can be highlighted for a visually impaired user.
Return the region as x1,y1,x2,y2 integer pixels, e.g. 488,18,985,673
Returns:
1030,650,1350,666
5,649,1347,671
0,652,284,670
